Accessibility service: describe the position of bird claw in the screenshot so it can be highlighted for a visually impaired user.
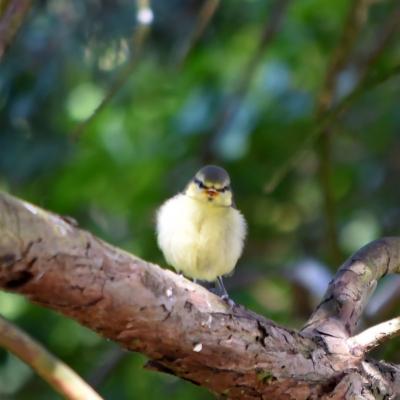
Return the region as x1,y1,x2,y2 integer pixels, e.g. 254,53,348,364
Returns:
220,294,236,309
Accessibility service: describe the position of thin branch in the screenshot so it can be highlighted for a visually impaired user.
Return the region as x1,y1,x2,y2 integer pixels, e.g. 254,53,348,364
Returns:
87,347,128,388
202,0,291,161
264,61,400,194
317,0,372,113
316,2,400,265
348,316,400,354
174,0,220,68
265,1,400,196
0,0,32,61
315,0,373,266
0,314,103,400
70,0,153,140
355,3,400,82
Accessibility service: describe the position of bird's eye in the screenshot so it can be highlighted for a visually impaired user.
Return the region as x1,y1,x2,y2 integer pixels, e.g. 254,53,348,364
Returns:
194,178,206,189
217,185,230,193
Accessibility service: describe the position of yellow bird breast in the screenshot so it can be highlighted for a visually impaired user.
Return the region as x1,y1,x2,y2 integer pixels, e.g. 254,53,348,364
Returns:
156,194,247,281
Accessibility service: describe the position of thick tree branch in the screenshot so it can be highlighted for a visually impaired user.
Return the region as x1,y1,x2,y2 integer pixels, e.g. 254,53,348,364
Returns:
303,237,400,339
0,314,103,400
1,191,400,399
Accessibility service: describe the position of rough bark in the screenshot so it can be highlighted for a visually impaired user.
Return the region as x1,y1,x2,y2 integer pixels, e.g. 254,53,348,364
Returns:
0,192,400,399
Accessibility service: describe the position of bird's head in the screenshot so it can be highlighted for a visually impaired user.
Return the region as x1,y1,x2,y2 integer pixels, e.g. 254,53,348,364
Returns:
185,165,233,207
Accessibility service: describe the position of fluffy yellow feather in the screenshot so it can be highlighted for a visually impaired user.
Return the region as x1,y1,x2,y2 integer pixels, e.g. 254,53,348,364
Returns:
156,165,247,283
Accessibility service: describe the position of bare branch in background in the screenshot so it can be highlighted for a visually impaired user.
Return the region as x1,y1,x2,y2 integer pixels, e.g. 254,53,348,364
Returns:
1,192,400,398
71,0,153,140
265,4,400,196
202,0,291,161
0,0,32,61
88,346,128,388
355,3,400,81
0,314,103,400
264,62,400,193
317,0,372,112
174,0,220,68
71,0,221,141
316,0,373,266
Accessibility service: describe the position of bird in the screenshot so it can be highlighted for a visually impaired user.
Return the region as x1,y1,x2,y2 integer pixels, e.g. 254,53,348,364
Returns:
156,165,247,301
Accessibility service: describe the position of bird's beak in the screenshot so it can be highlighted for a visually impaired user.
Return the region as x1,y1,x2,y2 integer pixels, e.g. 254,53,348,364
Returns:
205,188,218,197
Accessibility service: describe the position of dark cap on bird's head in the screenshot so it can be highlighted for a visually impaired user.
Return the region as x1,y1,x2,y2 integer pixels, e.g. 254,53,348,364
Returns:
195,165,230,187
186,165,233,205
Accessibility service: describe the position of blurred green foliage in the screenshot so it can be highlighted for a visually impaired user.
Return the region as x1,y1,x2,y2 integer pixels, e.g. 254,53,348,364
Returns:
1,0,400,398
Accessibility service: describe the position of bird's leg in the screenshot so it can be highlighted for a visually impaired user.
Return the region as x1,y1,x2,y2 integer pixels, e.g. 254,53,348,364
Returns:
216,276,235,307
216,276,228,297
192,278,197,284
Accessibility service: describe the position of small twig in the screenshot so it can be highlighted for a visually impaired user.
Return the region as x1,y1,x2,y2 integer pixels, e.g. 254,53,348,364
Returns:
0,315,103,400
317,1,400,264
70,0,153,140
317,0,372,112
88,346,128,388
348,316,400,354
174,0,220,68
202,0,291,161
266,2,398,197
0,0,32,61
355,3,400,81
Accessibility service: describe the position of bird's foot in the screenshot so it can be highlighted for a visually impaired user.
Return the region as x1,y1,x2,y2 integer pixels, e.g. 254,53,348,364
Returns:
220,294,236,309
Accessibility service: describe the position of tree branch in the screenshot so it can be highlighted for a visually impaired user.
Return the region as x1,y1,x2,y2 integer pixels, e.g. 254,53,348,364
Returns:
202,0,291,161
264,62,400,194
355,3,400,81
1,191,400,399
317,0,371,112
316,0,373,266
265,1,400,197
87,346,127,388
348,316,400,354
70,0,153,140
302,237,400,338
174,0,220,68
0,314,103,400
0,0,32,60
